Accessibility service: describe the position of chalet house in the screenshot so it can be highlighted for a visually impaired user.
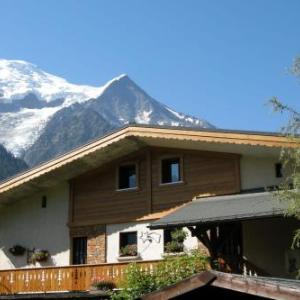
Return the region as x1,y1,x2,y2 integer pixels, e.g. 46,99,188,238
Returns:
0,125,299,295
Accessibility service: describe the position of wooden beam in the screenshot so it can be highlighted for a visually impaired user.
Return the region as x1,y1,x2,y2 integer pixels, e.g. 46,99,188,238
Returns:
146,148,153,214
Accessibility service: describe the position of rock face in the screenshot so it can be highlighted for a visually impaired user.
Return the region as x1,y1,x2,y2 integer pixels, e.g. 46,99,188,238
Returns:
24,104,115,166
0,144,28,181
0,59,214,176
24,75,214,166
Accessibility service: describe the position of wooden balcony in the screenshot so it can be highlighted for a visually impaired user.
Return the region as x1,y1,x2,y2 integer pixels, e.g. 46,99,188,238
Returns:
0,260,160,295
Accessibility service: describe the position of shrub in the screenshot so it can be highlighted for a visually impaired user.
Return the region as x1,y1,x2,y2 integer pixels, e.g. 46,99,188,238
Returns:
155,249,209,288
111,249,209,299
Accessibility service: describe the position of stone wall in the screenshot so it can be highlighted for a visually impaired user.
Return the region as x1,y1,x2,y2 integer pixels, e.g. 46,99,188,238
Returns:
70,225,106,264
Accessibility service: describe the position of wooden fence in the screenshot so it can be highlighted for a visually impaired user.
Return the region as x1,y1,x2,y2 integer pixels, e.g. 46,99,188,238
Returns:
0,260,160,295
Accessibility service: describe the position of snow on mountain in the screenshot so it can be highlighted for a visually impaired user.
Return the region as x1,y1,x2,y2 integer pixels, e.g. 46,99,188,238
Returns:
0,59,214,162
0,59,128,156
0,106,60,157
0,59,102,103
23,74,214,166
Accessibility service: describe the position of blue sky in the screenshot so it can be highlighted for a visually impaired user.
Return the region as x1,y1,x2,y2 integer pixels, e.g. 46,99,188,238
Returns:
0,0,299,131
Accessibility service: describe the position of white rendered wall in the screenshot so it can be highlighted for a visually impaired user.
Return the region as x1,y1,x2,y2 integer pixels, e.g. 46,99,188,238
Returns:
106,221,198,263
0,184,70,270
240,156,282,190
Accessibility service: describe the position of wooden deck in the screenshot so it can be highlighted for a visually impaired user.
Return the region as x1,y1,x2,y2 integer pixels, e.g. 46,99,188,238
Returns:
0,260,159,295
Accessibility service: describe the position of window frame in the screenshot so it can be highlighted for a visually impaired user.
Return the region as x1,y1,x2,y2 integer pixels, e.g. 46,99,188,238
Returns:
159,155,184,186
275,163,283,178
119,231,138,256
116,162,139,191
163,228,173,252
72,236,87,265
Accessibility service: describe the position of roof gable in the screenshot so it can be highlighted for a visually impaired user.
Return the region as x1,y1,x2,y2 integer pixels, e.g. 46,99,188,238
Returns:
0,125,297,203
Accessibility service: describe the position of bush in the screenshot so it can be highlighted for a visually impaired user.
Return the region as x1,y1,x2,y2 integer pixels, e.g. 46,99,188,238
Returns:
110,249,209,300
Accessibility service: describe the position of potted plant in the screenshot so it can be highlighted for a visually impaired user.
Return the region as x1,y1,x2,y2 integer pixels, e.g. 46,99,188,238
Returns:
119,245,138,257
164,228,187,255
165,241,184,253
90,278,116,293
29,249,49,263
9,245,26,256
118,244,140,261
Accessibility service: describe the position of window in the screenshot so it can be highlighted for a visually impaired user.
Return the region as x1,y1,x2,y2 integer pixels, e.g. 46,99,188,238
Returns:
164,229,173,251
118,164,137,190
161,157,181,184
41,196,47,208
275,163,283,178
72,237,87,265
164,228,186,253
119,231,138,257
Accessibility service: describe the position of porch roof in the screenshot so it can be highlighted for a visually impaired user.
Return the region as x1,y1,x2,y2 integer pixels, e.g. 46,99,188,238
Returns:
149,191,288,229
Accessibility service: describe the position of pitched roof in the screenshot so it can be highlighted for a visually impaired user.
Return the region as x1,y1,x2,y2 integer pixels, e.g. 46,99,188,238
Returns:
149,191,287,229
0,124,297,203
142,270,300,300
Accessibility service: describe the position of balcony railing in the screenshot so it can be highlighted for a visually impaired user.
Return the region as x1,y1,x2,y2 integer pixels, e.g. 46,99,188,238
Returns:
0,260,160,295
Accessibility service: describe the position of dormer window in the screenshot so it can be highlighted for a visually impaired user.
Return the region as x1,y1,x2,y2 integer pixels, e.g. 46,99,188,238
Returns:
161,157,182,184
118,164,137,190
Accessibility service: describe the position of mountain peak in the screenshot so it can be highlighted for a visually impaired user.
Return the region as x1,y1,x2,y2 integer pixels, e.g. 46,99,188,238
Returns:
0,59,213,160
101,73,129,91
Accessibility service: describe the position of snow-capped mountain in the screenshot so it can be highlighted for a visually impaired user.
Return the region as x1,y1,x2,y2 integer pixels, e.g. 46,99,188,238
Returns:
0,59,107,102
0,59,214,168
0,60,128,156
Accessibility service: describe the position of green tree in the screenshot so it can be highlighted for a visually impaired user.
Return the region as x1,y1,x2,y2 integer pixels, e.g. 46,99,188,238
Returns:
269,56,300,249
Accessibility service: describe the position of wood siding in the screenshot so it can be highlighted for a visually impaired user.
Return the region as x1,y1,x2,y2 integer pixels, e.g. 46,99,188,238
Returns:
151,148,240,212
70,147,240,226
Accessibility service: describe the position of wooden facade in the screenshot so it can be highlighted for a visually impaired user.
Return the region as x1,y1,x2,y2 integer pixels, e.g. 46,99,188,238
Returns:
70,147,241,227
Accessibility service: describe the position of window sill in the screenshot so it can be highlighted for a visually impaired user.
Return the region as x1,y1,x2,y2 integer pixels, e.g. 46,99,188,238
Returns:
162,252,186,258
116,187,139,192
117,255,141,262
159,181,185,187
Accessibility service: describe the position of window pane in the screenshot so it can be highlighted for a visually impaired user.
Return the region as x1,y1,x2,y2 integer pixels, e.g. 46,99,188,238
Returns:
275,163,283,178
161,158,181,183
164,229,173,251
119,165,137,189
72,237,87,265
120,232,137,248
171,162,180,182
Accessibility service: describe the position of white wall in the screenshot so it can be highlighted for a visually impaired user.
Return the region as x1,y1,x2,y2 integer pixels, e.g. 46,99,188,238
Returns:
106,221,198,263
0,184,70,270
240,156,282,190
